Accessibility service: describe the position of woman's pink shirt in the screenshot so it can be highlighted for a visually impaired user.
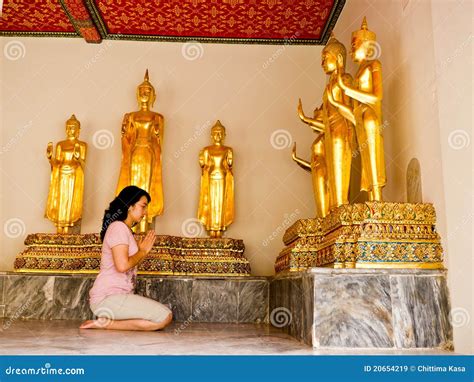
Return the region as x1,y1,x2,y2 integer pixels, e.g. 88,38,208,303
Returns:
89,221,138,305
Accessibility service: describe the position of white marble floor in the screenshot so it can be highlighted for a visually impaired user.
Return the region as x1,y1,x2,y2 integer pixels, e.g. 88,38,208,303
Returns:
0,319,452,355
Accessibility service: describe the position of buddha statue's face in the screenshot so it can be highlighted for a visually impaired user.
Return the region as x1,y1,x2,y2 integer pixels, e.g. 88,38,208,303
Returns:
66,124,80,139
321,50,337,74
211,128,225,144
137,84,156,107
351,37,368,62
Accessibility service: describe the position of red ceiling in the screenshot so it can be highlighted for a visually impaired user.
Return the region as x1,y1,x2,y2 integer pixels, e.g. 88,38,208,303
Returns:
0,0,75,33
0,0,346,44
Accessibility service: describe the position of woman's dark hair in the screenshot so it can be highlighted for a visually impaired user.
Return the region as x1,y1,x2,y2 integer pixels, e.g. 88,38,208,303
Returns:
100,185,151,241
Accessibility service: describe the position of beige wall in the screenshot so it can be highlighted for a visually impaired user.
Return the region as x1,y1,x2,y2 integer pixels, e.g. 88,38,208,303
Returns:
1,0,471,353
0,37,324,276
334,0,473,354
431,0,473,355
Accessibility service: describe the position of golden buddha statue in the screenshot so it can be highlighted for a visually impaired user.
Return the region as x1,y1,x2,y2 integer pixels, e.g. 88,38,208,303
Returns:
197,121,234,238
116,70,164,232
293,106,329,217
334,17,386,201
45,114,87,234
296,34,354,213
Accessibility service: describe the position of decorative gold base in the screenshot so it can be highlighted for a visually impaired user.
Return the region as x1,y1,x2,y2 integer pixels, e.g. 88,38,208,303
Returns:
275,202,444,273
354,261,445,269
14,233,250,276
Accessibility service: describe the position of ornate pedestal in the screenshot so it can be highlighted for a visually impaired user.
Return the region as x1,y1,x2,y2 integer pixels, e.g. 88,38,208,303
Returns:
270,268,453,350
275,202,444,273
14,234,250,276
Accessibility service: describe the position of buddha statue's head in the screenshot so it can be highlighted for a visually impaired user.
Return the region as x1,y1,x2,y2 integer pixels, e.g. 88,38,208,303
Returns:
65,114,80,139
351,17,377,62
321,33,346,74
137,69,156,109
211,120,226,145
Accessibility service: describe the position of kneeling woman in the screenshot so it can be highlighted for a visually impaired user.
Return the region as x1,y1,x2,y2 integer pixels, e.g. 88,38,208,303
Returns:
80,186,172,331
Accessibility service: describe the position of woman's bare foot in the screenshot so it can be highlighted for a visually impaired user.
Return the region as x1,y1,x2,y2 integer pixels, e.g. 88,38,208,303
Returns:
79,320,100,329
79,314,172,331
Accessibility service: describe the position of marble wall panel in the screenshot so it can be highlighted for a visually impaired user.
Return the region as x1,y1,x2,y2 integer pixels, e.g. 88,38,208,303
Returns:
2,274,272,324
0,275,4,305
238,280,268,323
191,279,239,323
270,269,452,350
390,274,453,349
288,277,303,341
135,278,149,297
0,269,454,352
52,276,95,320
281,278,291,335
313,274,394,348
146,278,193,322
270,277,303,338
301,274,314,346
269,277,280,314
5,275,56,320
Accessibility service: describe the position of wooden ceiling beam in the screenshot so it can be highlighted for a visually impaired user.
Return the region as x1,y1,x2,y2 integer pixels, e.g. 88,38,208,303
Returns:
59,0,102,43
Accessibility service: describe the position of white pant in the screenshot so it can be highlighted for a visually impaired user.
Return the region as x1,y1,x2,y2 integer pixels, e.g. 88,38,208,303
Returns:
90,293,172,323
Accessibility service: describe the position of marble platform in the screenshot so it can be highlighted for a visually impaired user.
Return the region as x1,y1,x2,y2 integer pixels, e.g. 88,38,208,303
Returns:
0,272,268,324
270,268,454,350
0,319,452,355
0,269,454,351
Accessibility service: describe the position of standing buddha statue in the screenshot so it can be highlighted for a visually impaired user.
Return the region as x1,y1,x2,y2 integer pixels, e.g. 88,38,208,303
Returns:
293,105,329,218
335,17,386,200
45,114,87,234
116,70,164,232
295,34,354,215
197,121,234,238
